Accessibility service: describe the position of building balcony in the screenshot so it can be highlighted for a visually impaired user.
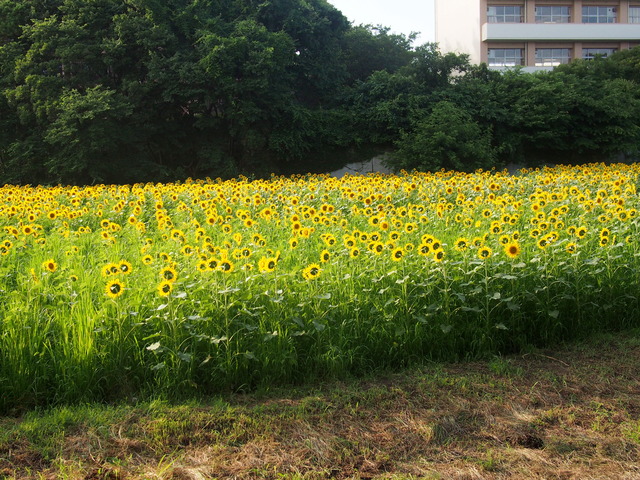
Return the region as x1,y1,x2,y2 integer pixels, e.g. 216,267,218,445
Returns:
482,23,640,42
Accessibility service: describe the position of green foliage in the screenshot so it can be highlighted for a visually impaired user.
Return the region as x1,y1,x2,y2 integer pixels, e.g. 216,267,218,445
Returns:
420,56,640,169
501,70,640,164
197,19,297,172
345,70,425,145
43,86,137,183
390,101,496,172
556,46,640,83
406,43,470,89
0,0,396,185
342,25,416,83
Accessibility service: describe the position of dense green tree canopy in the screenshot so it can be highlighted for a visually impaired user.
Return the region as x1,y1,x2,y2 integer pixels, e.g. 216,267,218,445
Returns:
0,0,387,184
389,100,495,172
391,49,640,172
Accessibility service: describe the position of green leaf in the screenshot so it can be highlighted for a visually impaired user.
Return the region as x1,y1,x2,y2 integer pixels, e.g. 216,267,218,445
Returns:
177,352,192,363
312,320,326,332
440,324,453,334
414,315,429,324
263,331,279,342
461,306,482,313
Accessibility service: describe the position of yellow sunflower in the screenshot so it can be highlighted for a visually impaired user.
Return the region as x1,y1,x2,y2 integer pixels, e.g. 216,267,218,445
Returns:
478,246,492,260
105,279,125,299
504,242,521,259
160,266,178,283
454,238,468,252
218,259,235,274
302,263,322,280
391,247,404,262
258,256,278,273
42,259,57,273
418,243,431,256
119,260,133,274
157,280,173,297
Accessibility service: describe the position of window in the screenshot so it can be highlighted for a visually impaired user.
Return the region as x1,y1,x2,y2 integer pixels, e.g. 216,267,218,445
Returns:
487,5,523,22
488,48,524,66
582,48,617,59
535,6,571,23
535,48,571,66
630,6,640,23
582,6,617,23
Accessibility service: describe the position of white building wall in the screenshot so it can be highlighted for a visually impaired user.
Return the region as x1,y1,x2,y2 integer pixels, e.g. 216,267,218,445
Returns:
435,0,482,64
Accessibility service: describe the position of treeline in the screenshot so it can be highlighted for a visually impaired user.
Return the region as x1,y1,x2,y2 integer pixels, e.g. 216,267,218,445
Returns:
0,0,639,185
388,51,640,173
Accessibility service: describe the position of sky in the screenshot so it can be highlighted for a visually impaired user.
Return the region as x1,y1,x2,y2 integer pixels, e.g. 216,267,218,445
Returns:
327,0,435,45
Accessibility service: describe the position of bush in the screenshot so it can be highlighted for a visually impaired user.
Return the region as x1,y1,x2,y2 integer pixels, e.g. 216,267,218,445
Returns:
388,101,497,172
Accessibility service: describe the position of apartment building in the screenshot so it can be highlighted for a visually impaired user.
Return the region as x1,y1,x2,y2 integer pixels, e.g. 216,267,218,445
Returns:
435,0,640,70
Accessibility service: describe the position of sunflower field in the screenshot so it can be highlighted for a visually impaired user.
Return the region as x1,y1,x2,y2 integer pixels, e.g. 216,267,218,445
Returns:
1,163,639,411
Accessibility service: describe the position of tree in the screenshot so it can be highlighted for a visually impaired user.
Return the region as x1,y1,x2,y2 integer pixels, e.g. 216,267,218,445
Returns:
404,43,470,89
345,70,426,145
435,64,523,164
505,70,640,164
389,101,497,172
341,25,415,83
0,0,362,184
432,63,640,168
197,19,296,172
251,0,350,108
